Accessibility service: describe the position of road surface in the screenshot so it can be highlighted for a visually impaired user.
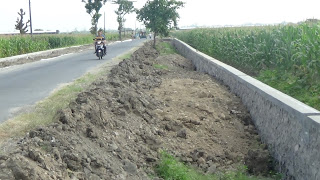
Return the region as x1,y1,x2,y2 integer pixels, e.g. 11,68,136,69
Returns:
0,39,146,123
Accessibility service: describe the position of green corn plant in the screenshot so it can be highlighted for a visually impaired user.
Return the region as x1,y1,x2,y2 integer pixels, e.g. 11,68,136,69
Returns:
0,33,120,58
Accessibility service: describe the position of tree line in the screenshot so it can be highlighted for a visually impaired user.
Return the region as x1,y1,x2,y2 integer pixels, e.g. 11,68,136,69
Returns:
15,0,184,46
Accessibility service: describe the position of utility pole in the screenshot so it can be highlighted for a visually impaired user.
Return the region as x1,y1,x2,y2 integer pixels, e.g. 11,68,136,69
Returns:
29,0,33,37
104,12,106,35
134,19,136,39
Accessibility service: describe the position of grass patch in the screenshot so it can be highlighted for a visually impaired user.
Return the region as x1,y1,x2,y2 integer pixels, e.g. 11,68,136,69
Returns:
156,151,279,180
257,70,320,110
156,41,177,55
153,64,169,70
0,48,137,145
119,53,132,60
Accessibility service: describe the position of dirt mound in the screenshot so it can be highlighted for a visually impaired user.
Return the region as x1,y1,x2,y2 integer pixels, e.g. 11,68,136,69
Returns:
0,41,272,179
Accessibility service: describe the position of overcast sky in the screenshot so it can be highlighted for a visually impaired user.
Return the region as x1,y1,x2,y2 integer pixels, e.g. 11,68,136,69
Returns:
1,0,320,33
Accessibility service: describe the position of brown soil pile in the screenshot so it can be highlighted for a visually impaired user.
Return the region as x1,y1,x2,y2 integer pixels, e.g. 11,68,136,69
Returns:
0,41,273,180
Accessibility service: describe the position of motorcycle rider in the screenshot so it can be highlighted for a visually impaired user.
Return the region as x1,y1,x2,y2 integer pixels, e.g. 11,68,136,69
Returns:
94,30,107,55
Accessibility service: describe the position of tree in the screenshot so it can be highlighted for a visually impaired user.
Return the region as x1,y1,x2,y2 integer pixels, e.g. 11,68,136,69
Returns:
15,9,30,34
82,0,108,35
113,0,134,41
136,0,184,47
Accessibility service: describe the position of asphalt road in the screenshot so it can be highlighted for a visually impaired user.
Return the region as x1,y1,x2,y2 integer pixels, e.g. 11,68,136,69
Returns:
0,39,146,123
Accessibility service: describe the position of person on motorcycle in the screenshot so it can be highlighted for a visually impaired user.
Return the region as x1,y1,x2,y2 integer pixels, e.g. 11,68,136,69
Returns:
95,30,107,55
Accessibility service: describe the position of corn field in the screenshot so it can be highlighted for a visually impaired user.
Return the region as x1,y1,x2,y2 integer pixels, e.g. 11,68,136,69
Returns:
0,33,118,58
172,23,320,110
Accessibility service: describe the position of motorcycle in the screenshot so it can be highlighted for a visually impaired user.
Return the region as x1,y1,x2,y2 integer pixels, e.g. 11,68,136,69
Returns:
94,37,106,60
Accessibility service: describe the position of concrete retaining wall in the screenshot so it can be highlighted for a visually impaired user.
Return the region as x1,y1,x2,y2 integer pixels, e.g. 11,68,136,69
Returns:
172,38,320,180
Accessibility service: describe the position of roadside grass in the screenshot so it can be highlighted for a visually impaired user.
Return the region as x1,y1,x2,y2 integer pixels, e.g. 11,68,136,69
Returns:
156,151,280,180
156,41,177,55
0,48,138,145
152,41,176,70
119,53,132,60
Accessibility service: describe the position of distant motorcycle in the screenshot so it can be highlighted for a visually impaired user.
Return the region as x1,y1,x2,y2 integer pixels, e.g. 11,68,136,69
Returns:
94,37,106,60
